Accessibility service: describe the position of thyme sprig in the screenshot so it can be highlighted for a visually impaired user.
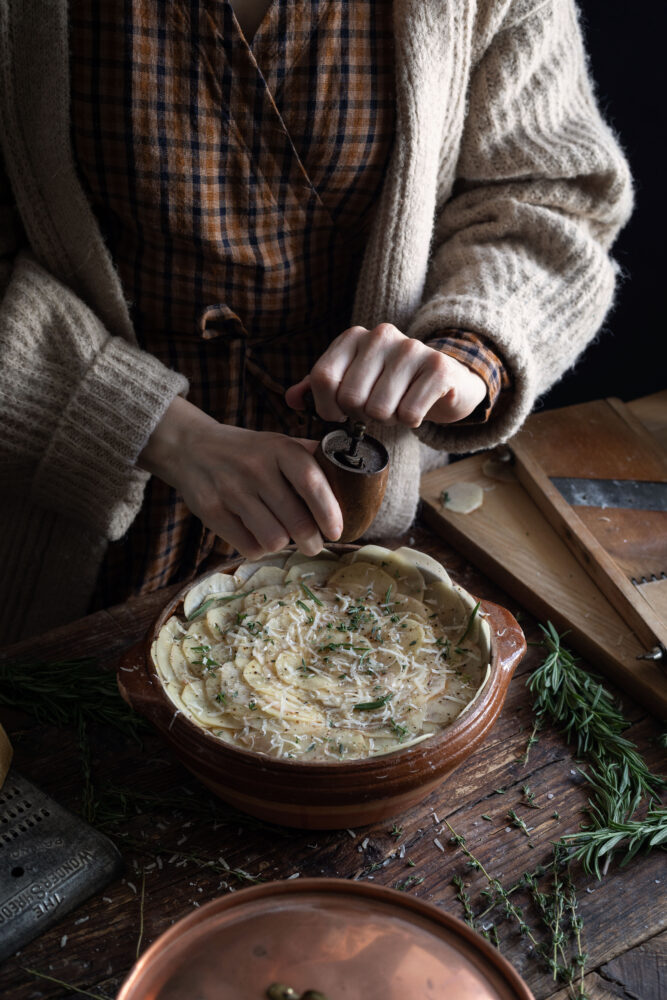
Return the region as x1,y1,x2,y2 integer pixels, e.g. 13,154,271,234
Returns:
528,623,666,877
446,822,590,997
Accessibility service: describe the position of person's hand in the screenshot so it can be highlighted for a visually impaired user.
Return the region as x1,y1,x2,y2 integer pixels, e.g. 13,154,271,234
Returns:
138,397,343,558
285,323,486,427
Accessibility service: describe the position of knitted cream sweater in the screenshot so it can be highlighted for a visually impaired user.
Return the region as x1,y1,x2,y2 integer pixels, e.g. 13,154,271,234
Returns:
0,0,632,643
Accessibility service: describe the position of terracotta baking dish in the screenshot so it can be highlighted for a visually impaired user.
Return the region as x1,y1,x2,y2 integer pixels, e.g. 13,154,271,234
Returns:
117,546,525,829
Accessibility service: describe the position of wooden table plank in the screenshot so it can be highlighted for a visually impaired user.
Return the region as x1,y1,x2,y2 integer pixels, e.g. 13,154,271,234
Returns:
0,524,664,1000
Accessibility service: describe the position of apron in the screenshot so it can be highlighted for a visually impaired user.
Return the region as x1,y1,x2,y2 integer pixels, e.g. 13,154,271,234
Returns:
70,0,395,606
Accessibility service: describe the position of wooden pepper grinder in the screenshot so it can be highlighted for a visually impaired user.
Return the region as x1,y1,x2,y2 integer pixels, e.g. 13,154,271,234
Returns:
314,419,389,542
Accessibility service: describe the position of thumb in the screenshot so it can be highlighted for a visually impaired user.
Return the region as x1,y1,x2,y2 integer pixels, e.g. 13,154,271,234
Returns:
285,374,311,410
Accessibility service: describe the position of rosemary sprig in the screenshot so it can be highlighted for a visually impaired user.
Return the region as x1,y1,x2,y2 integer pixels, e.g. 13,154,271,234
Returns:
528,623,666,876
459,601,480,643
0,656,145,741
528,623,664,802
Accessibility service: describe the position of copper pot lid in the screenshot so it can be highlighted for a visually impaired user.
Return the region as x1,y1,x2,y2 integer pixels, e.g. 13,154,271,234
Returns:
118,878,534,1000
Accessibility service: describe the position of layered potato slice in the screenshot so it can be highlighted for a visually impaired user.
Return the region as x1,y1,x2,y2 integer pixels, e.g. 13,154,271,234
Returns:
151,545,491,761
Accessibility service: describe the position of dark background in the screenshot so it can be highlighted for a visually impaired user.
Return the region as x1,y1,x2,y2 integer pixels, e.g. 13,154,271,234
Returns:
540,2,665,411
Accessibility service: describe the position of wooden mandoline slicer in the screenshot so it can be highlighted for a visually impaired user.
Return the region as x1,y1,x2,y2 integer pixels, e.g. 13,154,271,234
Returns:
420,392,667,717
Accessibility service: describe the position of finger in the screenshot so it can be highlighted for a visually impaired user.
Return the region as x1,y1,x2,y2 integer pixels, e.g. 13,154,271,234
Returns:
227,494,292,554
278,444,344,541
258,479,324,557
335,332,389,419
285,374,311,411
396,366,450,427
425,358,487,423
310,326,367,422
208,508,267,561
363,339,426,423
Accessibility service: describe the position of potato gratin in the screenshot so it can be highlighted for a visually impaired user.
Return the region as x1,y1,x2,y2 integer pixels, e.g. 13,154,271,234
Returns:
151,545,491,761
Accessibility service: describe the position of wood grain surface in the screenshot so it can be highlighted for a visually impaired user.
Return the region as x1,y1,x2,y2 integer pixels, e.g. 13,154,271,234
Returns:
420,393,667,717
0,524,664,999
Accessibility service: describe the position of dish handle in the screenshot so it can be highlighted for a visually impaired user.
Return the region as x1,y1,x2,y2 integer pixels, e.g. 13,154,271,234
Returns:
116,640,161,719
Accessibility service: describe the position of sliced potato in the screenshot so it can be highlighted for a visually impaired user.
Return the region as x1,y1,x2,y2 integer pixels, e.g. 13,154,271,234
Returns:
241,565,287,589
441,481,484,514
181,679,226,726
285,560,339,586
284,548,336,569
273,650,338,695
338,544,392,566
152,618,183,681
423,580,467,625
169,638,194,685
393,546,452,586
183,571,237,618
243,660,325,725
395,619,425,653
327,561,395,599
390,594,428,619
233,553,289,584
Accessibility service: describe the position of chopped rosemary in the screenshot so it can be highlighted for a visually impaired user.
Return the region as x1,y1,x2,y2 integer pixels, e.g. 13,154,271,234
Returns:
296,599,314,623
458,601,480,643
300,582,323,607
354,693,393,711
187,591,252,621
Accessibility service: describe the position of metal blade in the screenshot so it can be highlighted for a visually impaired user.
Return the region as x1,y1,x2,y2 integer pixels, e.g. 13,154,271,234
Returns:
0,769,122,960
550,477,667,511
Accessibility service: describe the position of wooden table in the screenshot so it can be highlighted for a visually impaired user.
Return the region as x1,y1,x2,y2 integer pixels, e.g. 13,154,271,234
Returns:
0,523,664,1000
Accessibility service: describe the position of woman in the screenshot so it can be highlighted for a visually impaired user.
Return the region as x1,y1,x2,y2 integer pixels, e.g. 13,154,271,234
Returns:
0,0,632,642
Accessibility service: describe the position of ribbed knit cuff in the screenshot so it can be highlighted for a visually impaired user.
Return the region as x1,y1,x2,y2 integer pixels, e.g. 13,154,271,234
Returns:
32,338,189,541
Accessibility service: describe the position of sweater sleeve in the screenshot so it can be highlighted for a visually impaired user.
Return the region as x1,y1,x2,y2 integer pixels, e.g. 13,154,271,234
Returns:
0,162,189,541
407,0,633,454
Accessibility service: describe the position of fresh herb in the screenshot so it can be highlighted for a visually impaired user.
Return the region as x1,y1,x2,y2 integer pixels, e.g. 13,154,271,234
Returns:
389,824,403,839
300,582,323,607
215,692,227,704
389,718,409,741
394,875,424,891
354,693,393,711
452,874,476,928
508,809,534,844
521,718,542,765
446,822,589,995
481,814,492,822
318,642,370,653
187,591,252,621
22,969,108,1000
522,785,539,809
529,622,666,876
0,657,144,741
441,490,450,505
296,600,314,623
459,601,480,643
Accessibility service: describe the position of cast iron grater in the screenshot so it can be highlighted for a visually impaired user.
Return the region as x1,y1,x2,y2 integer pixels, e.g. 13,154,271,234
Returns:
0,768,122,962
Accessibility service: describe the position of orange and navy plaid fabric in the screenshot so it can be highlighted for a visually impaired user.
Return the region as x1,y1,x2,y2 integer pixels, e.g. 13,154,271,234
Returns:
70,0,508,607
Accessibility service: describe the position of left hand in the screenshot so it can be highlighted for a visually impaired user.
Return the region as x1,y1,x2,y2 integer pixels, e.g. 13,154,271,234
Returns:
285,323,487,427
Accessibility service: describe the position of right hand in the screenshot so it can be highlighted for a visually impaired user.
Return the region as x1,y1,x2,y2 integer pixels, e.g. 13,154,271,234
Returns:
138,397,343,559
